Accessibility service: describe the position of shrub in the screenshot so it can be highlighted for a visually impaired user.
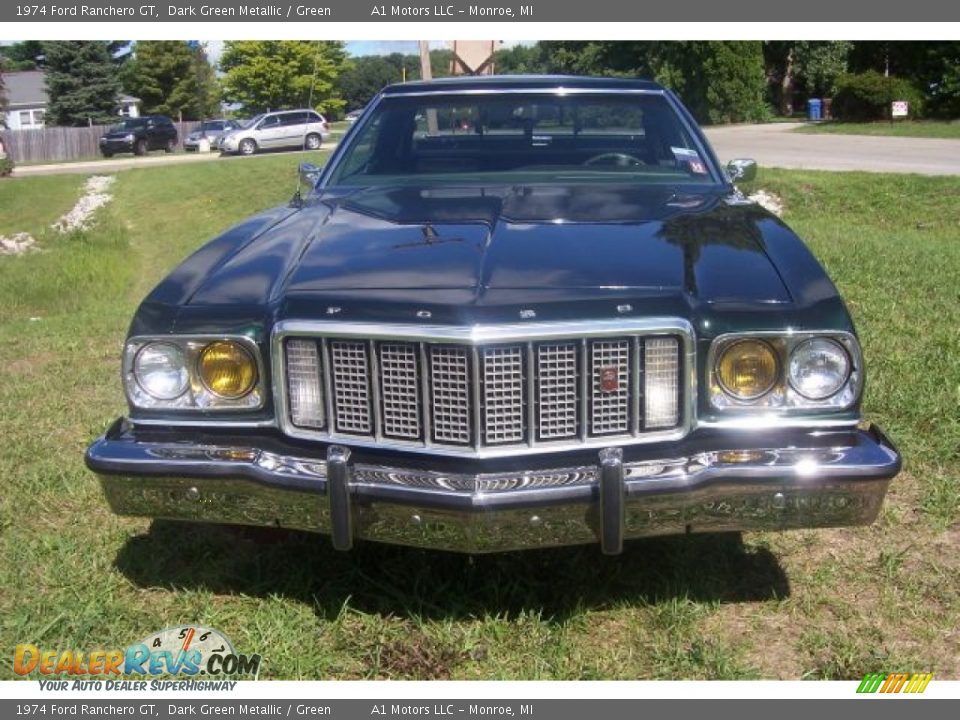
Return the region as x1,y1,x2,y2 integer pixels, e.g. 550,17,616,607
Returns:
832,71,924,121
0,157,13,177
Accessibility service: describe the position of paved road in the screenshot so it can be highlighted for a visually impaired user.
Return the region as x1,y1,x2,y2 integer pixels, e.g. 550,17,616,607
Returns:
704,122,960,176
11,124,959,177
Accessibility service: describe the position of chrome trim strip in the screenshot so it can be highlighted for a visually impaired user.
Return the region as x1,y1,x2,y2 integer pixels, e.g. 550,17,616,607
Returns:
271,318,696,459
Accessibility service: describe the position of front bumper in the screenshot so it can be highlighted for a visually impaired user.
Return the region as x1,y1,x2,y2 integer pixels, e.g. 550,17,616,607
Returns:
86,421,900,554
100,138,134,153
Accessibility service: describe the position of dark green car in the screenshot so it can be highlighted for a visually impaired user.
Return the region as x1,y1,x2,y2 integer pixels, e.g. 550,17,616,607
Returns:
86,76,901,554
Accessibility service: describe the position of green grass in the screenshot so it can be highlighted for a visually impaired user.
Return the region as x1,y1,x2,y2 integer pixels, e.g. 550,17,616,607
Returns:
794,120,960,139
0,162,958,680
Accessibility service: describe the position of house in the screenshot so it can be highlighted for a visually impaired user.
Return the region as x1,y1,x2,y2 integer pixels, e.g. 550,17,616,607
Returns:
2,70,141,129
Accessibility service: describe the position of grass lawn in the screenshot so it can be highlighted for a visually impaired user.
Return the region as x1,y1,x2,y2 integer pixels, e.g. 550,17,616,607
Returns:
0,161,958,680
794,120,960,139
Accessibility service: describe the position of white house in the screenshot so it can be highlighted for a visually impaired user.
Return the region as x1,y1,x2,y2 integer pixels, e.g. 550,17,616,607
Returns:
2,70,141,129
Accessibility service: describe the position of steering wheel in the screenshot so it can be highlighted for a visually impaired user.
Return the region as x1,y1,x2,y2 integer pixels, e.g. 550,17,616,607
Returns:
583,152,646,168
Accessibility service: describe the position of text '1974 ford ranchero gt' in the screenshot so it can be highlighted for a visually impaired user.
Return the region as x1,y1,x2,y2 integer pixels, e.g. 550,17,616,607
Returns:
86,76,901,554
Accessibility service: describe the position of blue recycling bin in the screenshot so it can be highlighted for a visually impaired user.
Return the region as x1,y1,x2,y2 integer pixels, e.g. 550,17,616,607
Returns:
807,98,823,121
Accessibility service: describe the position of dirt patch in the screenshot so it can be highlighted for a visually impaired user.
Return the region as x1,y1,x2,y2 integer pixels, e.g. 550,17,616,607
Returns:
372,633,466,679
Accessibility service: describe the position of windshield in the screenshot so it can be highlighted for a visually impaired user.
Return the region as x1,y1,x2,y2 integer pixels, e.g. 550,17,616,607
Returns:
111,118,147,131
240,115,263,129
327,92,717,187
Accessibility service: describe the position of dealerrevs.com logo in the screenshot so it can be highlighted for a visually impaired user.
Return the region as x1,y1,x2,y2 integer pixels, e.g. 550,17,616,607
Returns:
14,625,261,680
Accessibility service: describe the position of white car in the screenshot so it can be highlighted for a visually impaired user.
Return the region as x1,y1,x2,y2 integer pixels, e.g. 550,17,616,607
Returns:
218,109,331,155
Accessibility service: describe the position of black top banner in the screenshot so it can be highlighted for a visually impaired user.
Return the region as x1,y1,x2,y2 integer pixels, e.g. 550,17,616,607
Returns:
3,0,958,23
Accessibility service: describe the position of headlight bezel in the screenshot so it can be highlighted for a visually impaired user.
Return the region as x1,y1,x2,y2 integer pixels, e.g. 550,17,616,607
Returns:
124,335,265,412
707,331,861,412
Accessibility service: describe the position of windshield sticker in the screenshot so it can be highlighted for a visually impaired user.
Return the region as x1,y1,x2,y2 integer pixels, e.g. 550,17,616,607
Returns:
671,147,708,175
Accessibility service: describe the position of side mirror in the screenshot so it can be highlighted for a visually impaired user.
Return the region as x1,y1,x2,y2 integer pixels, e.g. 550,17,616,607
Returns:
726,158,757,183
299,162,321,188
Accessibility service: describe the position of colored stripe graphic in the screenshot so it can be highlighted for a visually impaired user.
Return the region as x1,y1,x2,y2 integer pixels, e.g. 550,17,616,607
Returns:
858,672,933,694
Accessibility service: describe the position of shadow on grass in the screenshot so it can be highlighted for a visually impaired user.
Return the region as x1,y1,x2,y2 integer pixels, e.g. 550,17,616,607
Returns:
115,521,789,621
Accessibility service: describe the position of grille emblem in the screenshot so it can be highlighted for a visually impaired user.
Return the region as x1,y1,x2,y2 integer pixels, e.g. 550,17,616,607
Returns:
599,366,619,393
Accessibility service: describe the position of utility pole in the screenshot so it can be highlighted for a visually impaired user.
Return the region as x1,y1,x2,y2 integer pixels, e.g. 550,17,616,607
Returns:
419,41,438,134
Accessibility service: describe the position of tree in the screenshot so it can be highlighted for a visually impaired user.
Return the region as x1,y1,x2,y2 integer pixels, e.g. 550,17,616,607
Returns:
336,54,414,111
220,41,347,117
42,41,121,126
848,41,960,119
0,41,45,71
123,41,220,120
493,44,549,74
0,64,8,128
764,41,852,115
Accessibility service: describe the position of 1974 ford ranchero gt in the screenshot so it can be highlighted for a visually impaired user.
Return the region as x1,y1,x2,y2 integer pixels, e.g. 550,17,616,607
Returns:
86,76,901,554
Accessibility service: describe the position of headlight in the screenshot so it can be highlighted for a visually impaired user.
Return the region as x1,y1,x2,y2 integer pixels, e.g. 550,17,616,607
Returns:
134,343,189,400
198,341,257,399
788,338,850,400
716,339,778,400
124,133,135,142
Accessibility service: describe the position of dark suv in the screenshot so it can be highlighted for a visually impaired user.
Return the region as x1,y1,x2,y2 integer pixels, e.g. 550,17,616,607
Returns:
99,116,178,157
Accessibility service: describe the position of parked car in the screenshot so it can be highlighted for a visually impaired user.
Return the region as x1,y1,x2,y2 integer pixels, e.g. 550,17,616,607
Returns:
218,109,330,155
184,119,242,152
99,116,178,157
344,107,365,124
86,76,901,555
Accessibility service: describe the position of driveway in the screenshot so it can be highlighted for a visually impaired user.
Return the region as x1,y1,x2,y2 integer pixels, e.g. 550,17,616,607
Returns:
704,122,960,176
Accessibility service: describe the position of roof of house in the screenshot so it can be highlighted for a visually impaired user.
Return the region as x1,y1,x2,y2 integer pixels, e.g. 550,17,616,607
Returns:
2,70,47,109
1,69,140,110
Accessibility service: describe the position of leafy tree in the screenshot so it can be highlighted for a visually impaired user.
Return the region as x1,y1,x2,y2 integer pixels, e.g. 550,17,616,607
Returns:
764,41,852,115
848,41,960,119
220,41,347,116
0,41,45,70
123,41,219,120
336,54,415,111
42,41,122,126
493,44,549,74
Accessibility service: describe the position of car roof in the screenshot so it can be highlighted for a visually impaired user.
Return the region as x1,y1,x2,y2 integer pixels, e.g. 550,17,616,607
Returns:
381,75,666,95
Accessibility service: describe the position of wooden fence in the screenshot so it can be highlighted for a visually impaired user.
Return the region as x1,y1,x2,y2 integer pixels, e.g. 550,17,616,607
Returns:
0,121,204,165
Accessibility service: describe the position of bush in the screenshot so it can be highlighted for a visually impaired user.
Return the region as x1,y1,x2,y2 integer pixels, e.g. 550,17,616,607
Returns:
0,157,12,177
832,71,924,121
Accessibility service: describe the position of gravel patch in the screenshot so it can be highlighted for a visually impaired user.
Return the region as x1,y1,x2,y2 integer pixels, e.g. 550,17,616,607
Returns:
50,175,116,233
747,189,785,217
0,232,39,256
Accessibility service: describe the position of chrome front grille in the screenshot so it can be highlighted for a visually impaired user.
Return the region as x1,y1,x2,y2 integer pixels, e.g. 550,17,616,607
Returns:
377,342,421,439
536,342,580,440
481,345,526,445
589,339,632,435
276,321,689,457
329,340,372,434
429,346,473,445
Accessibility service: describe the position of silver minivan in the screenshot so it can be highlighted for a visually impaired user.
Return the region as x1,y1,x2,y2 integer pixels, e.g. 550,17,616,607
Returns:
218,109,330,155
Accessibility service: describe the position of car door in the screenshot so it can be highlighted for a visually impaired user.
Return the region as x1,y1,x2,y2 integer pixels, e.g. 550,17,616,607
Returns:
255,114,283,148
144,118,159,149
278,111,309,149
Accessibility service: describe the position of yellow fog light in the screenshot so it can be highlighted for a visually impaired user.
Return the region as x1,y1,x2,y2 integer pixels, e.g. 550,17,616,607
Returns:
717,339,779,400
198,341,257,399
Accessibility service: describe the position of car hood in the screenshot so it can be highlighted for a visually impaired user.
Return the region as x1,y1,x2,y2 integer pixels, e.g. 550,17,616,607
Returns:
186,184,795,311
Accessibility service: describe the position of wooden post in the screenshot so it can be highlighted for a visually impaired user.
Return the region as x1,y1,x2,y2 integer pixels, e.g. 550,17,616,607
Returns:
419,41,438,135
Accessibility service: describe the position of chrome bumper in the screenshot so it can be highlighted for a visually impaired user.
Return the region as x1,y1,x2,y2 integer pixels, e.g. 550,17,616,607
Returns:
86,421,900,554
